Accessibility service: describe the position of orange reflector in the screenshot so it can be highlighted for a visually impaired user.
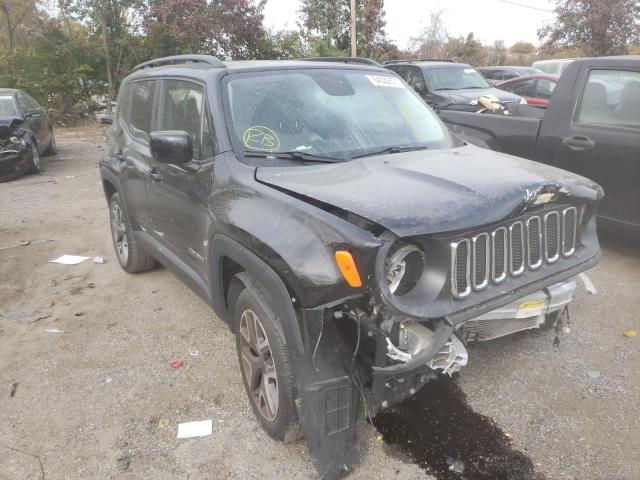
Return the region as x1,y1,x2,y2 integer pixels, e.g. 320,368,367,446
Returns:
335,250,362,288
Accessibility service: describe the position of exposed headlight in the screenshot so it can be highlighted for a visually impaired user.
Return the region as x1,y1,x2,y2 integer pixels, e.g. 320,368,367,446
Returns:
385,244,425,295
9,136,24,145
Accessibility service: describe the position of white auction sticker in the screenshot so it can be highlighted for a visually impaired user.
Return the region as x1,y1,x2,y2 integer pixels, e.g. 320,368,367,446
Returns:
366,75,405,88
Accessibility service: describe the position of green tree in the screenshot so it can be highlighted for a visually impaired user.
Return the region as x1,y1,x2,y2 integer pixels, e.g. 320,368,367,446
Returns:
300,0,386,58
510,41,536,54
539,0,640,56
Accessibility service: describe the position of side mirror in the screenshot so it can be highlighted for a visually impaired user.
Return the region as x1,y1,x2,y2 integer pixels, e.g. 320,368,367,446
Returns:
150,131,192,165
25,109,41,118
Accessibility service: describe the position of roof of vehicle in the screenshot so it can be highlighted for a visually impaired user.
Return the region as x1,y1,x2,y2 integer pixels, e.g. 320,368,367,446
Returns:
385,60,472,69
496,73,559,85
126,56,389,82
479,66,540,71
0,88,20,95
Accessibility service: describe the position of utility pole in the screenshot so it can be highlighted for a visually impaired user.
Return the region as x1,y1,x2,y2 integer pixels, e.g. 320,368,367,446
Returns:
350,0,356,57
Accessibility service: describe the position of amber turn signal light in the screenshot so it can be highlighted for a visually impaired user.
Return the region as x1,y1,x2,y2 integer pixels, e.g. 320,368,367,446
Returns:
335,250,362,288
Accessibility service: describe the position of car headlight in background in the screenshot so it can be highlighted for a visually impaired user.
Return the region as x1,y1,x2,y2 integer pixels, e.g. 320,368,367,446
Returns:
519,97,528,104
385,244,425,295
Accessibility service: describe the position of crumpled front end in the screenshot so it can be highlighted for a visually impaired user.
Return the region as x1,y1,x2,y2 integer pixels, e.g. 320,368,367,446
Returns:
0,118,31,182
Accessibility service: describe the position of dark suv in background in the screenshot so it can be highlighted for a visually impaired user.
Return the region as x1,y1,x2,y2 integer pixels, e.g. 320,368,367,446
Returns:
384,59,524,109
101,55,602,478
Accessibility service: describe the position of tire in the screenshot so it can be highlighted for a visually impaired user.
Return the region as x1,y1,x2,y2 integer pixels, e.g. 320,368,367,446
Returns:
43,130,57,156
108,192,156,273
28,138,41,174
234,286,301,442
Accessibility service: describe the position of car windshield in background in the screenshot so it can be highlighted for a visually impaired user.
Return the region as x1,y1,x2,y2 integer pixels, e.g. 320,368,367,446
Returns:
225,69,452,161
424,67,490,91
0,95,19,117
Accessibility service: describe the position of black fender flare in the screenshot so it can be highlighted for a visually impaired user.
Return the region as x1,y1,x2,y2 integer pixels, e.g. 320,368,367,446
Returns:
210,234,305,354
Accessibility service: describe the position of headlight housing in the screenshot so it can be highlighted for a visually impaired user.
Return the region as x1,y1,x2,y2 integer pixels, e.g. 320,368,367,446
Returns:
385,244,425,295
9,136,24,145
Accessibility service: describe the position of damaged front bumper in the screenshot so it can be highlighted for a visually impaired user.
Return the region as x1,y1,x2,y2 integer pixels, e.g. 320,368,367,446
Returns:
370,278,576,406
0,138,30,181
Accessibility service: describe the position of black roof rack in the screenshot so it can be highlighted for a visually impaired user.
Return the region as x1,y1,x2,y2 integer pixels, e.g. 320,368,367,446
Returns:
383,58,456,65
132,54,226,72
299,57,381,66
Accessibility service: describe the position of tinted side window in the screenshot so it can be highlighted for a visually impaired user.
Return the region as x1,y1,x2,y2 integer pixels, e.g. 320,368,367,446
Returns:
406,67,427,91
130,81,156,143
23,93,40,109
504,78,536,96
536,78,556,99
16,93,29,113
117,82,132,126
502,70,519,80
577,69,640,128
388,66,409,82
157,79,214,161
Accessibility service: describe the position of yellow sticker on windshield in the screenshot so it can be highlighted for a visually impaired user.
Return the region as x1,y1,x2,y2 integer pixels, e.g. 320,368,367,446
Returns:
243,126,280,152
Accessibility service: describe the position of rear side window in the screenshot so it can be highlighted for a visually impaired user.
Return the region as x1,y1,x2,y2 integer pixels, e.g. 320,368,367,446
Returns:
536,78,556,99
502,78,536,96
129,81,156,143
577,69,640,128
117,83,131,125
157,79,215,161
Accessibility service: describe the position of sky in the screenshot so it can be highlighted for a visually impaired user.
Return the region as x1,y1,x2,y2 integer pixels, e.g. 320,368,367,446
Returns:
263,0,557,49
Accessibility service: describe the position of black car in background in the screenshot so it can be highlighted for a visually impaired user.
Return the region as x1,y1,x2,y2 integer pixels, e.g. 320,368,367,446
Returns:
383,59,523,110
478,66,543,85
0,88,56,182
441,56,640,233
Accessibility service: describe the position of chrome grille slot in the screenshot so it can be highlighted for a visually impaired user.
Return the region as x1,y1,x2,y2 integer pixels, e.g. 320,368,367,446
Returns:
472,233,490,290
492,227,507,283
450,207,579,300
544,211,560,262
510,221,525,276
451,239,471,299
526,216,542,269
562,207,577,256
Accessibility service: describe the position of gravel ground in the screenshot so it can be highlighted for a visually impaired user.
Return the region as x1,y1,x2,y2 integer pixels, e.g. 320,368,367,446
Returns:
1,127,638,480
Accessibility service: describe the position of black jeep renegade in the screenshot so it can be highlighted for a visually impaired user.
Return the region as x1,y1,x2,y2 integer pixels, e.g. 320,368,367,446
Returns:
101,55,602,478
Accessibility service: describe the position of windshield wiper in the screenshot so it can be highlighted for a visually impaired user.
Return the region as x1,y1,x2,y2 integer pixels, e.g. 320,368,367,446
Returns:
244,150,342,163
350,145,429,159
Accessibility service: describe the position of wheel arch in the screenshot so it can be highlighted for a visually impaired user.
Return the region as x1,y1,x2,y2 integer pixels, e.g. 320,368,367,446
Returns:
211,234,305,354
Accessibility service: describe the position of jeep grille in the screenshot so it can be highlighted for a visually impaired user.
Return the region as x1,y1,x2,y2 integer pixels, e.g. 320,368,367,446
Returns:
450,207,578,299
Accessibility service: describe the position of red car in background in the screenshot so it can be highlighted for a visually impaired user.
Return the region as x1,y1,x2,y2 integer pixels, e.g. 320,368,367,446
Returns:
496,74,559,107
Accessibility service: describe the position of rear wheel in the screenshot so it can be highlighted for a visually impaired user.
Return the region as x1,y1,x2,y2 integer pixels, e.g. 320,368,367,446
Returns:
109,193,156,273
234,287,301,442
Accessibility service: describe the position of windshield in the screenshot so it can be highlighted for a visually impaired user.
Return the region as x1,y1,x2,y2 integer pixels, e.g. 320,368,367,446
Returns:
0,95,19,117
424,67,490,91
225,69,452,161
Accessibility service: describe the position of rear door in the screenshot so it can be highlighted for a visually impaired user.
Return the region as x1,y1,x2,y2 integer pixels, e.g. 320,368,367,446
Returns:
146,78,216,276
556,67,640,228
119,79,157,231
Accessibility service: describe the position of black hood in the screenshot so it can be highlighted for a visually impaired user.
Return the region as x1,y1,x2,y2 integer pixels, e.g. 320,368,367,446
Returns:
438,87,521,105
0,116,23,140
256,145,602,237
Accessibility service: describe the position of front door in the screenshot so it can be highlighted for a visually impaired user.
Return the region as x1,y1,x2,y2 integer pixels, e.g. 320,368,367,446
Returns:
146,78,216,276
556,67,640,229
16,92,47,146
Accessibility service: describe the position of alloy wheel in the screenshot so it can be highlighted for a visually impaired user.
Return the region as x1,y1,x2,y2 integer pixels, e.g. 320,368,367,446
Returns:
239,309,279,422
31,142,40,170
111,202,129,264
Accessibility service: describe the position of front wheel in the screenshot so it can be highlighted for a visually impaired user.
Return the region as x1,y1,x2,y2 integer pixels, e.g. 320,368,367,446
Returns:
43,130,57,156
28,140,41,173
109,193,156,273
234,286,301,442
